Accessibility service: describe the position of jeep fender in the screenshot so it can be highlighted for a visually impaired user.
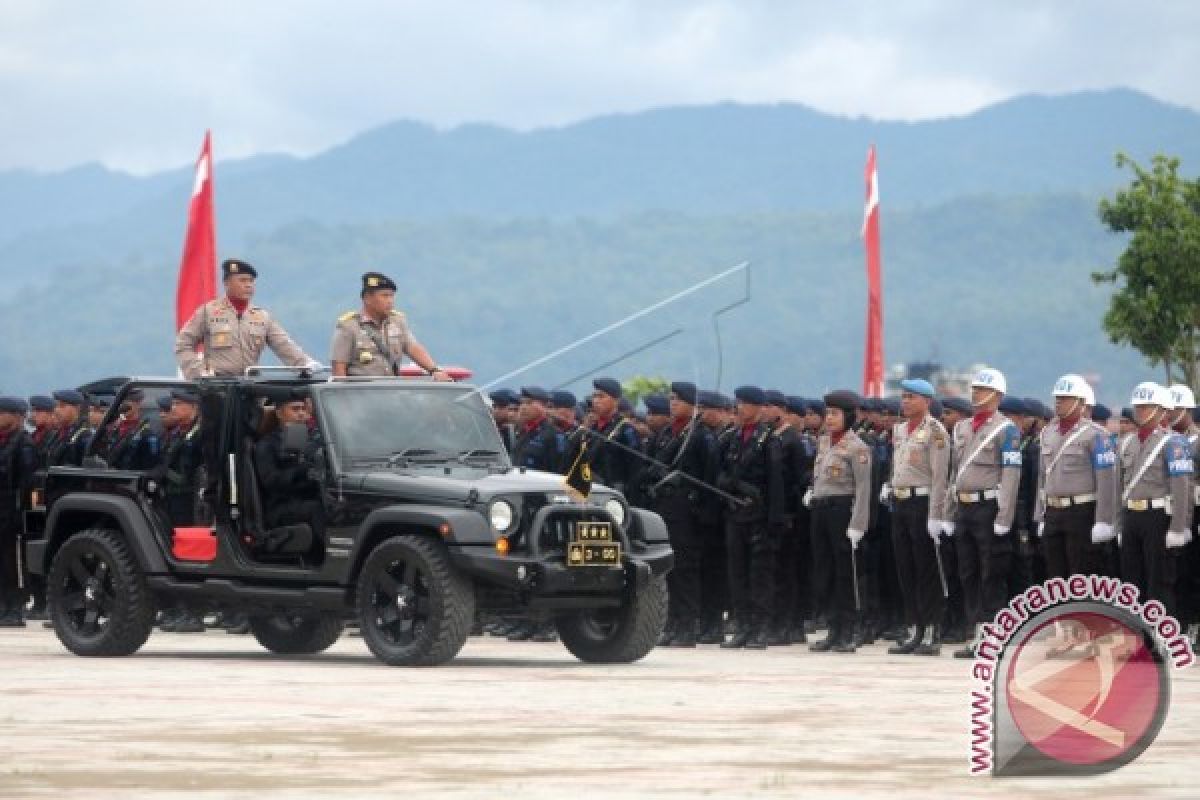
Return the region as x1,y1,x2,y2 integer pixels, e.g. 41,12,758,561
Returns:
42,493,169,575
348,505,494,577
629,507,668,544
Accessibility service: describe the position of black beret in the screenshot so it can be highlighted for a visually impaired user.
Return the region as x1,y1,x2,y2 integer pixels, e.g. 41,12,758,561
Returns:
764,389,787,408
697,390,721,409
171,389,199,405
222,258,258,279
29,395,55,412
998,396,1027,415
53,389,86,406
643,394,669,415
520,386,551,404
823,390,860,413
126,388,145,402
1091,403,1112,423
551,390,577,409
734,386,766,406
942,396,973,415
930,397,944,418
618,397,633,414
361,271,397,293
489,388,520,407
156,395,174,412
719,393,735,411
88,394,111,409
808,399,826,416
881,397,901,415
0,396,28,414
592,377,623,399
670,381,697,405
1121,407,1135,422
785,395,807,415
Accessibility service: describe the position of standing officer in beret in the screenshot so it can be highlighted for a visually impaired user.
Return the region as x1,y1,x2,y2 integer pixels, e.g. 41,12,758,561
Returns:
808,390,873,653
47,390,92,467
28,396,60,462
0,398,36,626
104,389,162,471
884,379,950,656
570,378,642,496
331,272,451,379
176,258,316,379
489,390,520,456
763,390,813,645
716,386,786,649
512,387,560,472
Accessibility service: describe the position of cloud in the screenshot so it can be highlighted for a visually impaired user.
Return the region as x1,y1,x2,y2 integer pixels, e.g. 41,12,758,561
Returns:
1,0,1198,172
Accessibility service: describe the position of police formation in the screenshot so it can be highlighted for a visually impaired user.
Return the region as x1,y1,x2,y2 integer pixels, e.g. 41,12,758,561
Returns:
489,368,1200,657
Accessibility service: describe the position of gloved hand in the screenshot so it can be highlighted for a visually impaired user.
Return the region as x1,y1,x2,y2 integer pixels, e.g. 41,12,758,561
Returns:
993,524,1010,536
1037,522,1045,538
1091,522,1115,544
1166,531,1189,549
802,488,813,508
879,484,892,503
846,528,865,548
942,520,956,536
926,519,943,541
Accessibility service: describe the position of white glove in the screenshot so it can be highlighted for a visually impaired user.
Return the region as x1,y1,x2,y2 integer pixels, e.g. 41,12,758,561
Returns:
1037,522,1045,538
1091,523,1115,544
879,484,892,503
926,519,943,540
1166,531,1189,549
993,524,1010,536
802,488,813,508
303,358,323,370
846,528,865,548
1117,532,1122,547
942,520,956,536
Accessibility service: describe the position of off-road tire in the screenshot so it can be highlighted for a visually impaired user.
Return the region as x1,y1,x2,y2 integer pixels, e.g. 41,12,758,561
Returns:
557,575,668,663
249,612,344,655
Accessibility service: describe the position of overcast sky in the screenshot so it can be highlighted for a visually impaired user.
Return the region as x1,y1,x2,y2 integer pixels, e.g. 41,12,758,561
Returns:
3,0,1198,174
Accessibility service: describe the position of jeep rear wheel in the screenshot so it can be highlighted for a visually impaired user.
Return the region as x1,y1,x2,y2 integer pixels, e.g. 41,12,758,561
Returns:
249,612,344,655
356,534,475,666
557,575,668,663
47,528,155,657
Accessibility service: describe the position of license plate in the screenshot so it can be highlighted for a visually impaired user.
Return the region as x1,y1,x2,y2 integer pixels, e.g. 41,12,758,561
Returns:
567,542,621,567
574,521,612,542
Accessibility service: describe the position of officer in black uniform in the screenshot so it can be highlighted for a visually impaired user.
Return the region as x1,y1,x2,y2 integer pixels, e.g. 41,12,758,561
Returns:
572,378,642,495
717,386,786,649
511,387,560,472
693,391,732,643
105,389,161,470
156,390,208,633
489,389,520,456
0,398,37,626
47,390,93,467
762,390,811,645
253,393,323,551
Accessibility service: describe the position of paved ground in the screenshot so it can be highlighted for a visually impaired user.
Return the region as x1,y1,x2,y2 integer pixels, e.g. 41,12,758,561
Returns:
0,627,1196,799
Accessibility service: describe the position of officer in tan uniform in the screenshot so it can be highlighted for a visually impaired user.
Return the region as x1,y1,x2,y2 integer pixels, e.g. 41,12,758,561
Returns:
1167,385,1200,644
884,378,950,656
1033,374,1118,581
807,390,872,654
330,272,450,379
948,367,1023,659
175,259,315,379
1119,382,1193,617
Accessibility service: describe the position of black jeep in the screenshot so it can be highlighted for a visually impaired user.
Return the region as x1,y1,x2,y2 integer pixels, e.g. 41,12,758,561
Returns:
23,375,672,666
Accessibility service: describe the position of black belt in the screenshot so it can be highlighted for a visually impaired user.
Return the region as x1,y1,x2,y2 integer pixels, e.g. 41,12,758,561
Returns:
813,495,853,508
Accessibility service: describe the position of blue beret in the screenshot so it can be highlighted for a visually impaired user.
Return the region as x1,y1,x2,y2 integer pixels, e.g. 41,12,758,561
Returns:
643,394,669,415
808,399,826,415
670,381,697,405
551,390,577,409
126,388,145,402
998,396,1027,415
942,396,973,415
764,389,787,408
489,389,517,407
0,396,28,414
900,378,935,398
1120,407,1134,422
734,386,766,405
520,386,551,404
930,397,944,418
1091,403,1112,423
171,389,199,405
1023,397,1051,421
53,389,86,406
824,390,860,413
29,395,55,412
719,393,736,411
618,397,633,414
592,377,622,399
785,395,808,415
696,390,721,409
882,397,901,415
157,395,174,412
89,394,111,408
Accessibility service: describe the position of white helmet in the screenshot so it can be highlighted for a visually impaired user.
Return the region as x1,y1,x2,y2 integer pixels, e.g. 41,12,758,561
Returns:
1080,381,1096,407
1052,374,1089,400
1169,384,1196,410
971,367,1007,395
1130,381,1171,408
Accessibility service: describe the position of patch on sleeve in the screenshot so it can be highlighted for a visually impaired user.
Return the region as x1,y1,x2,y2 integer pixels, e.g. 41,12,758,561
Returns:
1167,437,1194,476
1000,425,1022,468
1092,434,1116,470
858,452,868,465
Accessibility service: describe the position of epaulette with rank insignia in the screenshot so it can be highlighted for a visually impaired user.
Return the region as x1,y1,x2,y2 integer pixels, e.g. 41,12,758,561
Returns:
338,310,357,323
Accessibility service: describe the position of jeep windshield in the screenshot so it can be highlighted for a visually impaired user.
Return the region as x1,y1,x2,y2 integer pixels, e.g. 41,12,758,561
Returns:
318,385,510,469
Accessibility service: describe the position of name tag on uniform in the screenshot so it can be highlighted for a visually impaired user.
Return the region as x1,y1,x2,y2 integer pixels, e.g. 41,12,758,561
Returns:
915,430,928,443
829,465,842,477
213,333,230,346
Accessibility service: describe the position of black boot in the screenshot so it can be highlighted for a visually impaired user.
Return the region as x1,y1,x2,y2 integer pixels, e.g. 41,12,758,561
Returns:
669,628,697,648
914,626,942,656
657,624,676,647
789,623,807,644
767,625,790,646
696,623,724,645
888,625,924,655
809,625,839,652
721,627,751,649
506,622,535,641
954,625,980,659
745,628,770,650
531,622,558,642
832,624,858,653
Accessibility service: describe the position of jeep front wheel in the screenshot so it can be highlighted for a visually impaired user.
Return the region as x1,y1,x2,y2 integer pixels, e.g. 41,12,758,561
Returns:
249,612,345,655
356,534,475,666
557,575,668,663
46,528,155,657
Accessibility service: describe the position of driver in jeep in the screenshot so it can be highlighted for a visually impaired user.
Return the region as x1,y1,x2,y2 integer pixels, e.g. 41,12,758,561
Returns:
253,393,323,556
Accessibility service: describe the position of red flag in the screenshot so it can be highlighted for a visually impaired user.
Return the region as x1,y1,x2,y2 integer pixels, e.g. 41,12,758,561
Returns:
861,144,884,398
176,131,217,331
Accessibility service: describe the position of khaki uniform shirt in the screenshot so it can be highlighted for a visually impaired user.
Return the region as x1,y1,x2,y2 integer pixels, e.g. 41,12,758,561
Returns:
949,413,1023,529
175,298,311,379
1034,418,1118,525
329,310,417,376
1117,427,1193,531
812,430,872,533
890,414,951,521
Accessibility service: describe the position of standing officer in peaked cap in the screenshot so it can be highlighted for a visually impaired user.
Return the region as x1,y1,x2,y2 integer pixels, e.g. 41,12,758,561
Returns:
331,272,451,379
176,259,316,378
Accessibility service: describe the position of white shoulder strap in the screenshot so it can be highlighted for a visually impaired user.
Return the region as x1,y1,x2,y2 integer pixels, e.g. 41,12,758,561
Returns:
955,418,1014,487
1045,423,1092,478
1121,434,1172,503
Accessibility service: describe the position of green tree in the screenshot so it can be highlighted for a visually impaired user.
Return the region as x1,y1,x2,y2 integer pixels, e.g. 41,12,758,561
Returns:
622,376,671,407
1093,154,1200,387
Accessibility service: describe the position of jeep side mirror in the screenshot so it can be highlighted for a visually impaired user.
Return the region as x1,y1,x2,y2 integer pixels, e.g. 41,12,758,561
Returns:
281,422,309,455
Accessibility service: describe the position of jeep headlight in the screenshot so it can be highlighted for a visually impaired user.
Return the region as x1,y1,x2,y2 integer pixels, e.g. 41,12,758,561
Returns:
604,498,626,527
489,500,515,532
